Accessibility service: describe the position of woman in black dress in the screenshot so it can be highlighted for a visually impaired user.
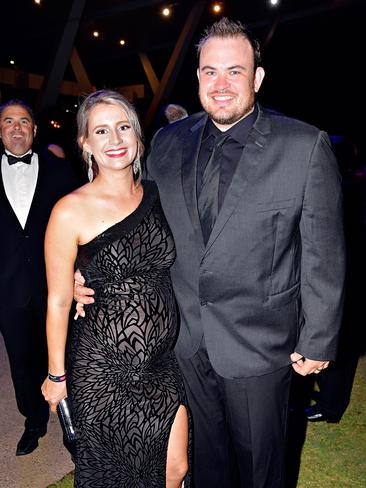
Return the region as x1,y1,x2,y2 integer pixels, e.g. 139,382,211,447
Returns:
42,90,190,487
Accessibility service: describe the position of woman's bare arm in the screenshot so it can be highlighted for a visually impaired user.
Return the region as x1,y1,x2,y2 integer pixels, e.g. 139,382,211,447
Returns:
41,197,79,411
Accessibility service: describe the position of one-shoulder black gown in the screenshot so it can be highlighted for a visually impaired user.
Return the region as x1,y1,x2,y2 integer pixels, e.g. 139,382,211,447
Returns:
68,181,190,487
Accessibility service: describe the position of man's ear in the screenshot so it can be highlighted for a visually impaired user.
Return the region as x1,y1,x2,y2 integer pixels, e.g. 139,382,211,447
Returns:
254,67,265,93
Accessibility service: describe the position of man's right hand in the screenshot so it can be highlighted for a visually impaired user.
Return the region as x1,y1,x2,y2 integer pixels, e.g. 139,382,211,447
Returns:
74,268,94,318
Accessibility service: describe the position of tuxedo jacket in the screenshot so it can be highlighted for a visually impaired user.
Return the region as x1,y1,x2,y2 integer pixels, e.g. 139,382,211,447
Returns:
0,152,80,308
147,104,346,378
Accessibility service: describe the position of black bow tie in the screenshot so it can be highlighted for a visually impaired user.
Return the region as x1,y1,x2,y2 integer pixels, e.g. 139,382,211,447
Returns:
7,152,33,165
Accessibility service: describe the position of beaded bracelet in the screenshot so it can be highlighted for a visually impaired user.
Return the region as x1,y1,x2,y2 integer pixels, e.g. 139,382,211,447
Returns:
48,372,67,383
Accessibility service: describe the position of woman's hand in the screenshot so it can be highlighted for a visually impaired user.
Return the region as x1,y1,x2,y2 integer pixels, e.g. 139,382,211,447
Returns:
41,378,67,412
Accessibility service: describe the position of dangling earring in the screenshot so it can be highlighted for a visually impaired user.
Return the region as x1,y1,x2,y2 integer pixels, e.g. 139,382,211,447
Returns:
87,152,94,182
133,156,141,176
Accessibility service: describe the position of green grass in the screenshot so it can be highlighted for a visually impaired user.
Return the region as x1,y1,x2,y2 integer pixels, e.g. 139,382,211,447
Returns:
49,356,366,487
297,355,366,487
48,472,74,488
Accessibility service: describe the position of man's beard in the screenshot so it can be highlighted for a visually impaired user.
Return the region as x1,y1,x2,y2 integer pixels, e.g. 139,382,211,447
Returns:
209,108,249,126
200,92,255,127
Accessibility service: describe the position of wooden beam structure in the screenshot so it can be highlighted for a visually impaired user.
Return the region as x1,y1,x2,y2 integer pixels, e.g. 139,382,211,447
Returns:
70,48,94,94
114,84,145,102
143,0,207,129
36,0,87,113
138,52,160,94
0,67,143,101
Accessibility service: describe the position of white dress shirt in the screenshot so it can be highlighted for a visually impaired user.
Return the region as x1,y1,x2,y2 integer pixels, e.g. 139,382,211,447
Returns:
1,150,39,229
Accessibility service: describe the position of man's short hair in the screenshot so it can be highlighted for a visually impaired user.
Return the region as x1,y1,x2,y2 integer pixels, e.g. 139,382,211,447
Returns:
196,17,261,69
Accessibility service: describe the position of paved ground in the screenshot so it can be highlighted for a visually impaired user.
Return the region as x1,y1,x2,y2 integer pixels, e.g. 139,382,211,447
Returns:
0,334,74,488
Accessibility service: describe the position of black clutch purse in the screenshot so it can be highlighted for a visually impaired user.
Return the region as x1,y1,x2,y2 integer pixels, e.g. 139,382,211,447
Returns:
57,397,76,458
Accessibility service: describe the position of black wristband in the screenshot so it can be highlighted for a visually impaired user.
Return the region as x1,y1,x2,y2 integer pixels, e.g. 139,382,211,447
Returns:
48,372,67,382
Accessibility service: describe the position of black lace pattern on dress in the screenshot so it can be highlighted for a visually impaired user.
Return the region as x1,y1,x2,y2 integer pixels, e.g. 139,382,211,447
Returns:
68,180,191,487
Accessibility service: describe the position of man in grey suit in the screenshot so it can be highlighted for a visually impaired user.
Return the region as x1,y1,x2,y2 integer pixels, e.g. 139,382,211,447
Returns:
75,18,345,488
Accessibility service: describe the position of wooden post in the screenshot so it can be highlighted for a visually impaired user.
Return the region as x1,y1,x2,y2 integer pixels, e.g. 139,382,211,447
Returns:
143,0,207,130
36,0,87,113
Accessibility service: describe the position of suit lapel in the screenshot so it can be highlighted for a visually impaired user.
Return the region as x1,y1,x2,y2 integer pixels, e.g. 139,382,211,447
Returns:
181,114,207,249
0,164,24,230
24,157,44,232
204,105,271,253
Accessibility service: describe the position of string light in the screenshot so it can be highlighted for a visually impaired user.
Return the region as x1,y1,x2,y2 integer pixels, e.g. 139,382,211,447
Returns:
50,120,61,129
34,0,41,5
10,60,15,65
119,39,126,46
212,3,222,14
269,0,280,6
162,7,171,17
93,31,100,38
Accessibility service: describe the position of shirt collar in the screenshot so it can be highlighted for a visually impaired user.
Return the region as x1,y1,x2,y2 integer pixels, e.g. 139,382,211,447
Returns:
203,104,258,145
4,149,33,158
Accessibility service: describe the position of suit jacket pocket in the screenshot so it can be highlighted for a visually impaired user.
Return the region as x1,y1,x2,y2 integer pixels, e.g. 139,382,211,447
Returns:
266,282,300,309
256,198,295,213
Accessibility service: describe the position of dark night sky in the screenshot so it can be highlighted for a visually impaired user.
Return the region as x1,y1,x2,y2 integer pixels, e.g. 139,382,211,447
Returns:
0,0,365,158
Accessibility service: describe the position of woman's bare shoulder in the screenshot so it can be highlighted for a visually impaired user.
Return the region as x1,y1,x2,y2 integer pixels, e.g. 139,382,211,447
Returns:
49,183,96,228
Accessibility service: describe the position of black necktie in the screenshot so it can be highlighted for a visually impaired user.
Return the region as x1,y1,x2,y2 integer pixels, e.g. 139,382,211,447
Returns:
198,133,229,245
7,152,33,165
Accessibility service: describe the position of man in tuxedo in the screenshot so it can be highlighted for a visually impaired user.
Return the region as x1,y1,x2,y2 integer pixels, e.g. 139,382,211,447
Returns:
0,99,79,455
75,18,345,487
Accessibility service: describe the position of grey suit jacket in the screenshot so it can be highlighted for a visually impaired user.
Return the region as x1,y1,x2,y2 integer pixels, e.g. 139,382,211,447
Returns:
147,104,345,378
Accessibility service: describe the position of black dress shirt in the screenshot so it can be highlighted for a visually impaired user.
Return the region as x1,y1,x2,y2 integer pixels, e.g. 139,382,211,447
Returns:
197,105,258,210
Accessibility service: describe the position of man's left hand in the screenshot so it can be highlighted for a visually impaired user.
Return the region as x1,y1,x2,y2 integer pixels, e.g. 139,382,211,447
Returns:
290,352,329,376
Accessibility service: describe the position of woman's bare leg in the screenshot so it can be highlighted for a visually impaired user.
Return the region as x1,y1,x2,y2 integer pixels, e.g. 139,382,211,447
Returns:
166,405,189,488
